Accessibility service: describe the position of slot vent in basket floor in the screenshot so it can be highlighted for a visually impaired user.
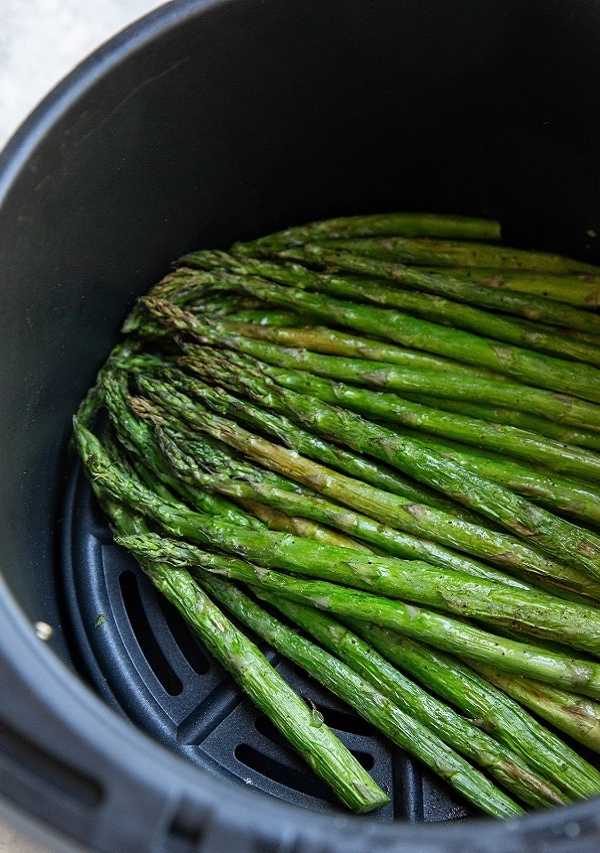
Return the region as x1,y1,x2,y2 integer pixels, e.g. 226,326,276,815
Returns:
59,459,474,821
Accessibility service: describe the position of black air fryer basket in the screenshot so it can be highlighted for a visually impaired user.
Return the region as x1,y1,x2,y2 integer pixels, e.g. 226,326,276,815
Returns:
1,1,600,851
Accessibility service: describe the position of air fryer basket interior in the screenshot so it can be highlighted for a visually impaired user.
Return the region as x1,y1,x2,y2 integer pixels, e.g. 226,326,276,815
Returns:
1,0,600,851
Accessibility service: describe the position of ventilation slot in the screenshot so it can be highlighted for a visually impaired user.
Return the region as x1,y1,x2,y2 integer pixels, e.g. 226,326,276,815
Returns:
119,570,183,696
255,711,375,770
158,595,211,675
234,743,342,804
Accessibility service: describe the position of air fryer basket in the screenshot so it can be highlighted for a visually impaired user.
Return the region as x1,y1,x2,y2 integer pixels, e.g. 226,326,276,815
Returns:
1,0,600,851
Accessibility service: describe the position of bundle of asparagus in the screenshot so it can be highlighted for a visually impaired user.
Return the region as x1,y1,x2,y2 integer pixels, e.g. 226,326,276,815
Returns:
73,211,600,818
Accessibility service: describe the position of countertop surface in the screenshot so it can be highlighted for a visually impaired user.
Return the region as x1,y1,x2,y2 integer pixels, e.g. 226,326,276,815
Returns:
0,3,170,850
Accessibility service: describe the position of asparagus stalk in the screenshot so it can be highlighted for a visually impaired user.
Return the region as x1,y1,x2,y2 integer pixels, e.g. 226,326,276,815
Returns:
101,370,261,526
217,318,506,380
469,664,600,755
135,374,599,598
156,364,485,523
151,275,600,411
289,237,600,276
387,433,600,530
170,351,600,584
151,419,533,591
107,518,387,811
424,267,600,309
401,395,600,454
114,532,600,699
149,309,600,483
253,591,564,809
181,253,600,366
230,212,503,247
181,249,600,339
346,620,600,801
204,245,600,340
198,574,525,817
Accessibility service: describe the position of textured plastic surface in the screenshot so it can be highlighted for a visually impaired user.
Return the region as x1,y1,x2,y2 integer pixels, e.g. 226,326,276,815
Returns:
1,0,600,850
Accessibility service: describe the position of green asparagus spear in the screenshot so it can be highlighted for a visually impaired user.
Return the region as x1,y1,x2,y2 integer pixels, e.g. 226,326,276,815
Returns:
145,307,600,482
230,212,502,247
469,664,600,756
127,560,387,808
181,248,600,339
400,395,600,454
253,591,563,809
151,419,533,591
346,620,600,801
135,374,598,598
169,351,600,583
383,432,600,530
151,274,600,410
419,267,600,309
289,237,600,275
114,532,600,699
101,370,261,526
180,252,600,366
198,574,525,817
155,364,486,523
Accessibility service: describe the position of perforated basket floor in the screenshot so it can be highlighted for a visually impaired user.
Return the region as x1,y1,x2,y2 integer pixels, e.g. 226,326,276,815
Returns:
60,458,474,822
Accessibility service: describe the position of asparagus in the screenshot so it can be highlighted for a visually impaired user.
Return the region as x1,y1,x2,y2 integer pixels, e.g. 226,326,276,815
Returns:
156,364,486,523
254,592,564,809
115,532,600,698
385,434,600,530
346,620,600,801
151,419,534,591
135,374,599,598
288,237,600,275
170,351,600,583
149,275,600,410
237,499,375,553
101,370,261,526
216,318,506,380
180,253,600,366
104,514,387,812
401,395,600,454
470,664,600,756
426,267,600,308
182,249,600,338
230,212,503,248
198,574,525,817
150,310,600,483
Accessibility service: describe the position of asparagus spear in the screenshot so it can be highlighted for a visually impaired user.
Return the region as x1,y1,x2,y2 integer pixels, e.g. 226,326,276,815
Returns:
101,370,261,526
401,395,600,454
97,505,387,813
156,364,486,523
287,237,600,276
253,591,564,809
385,433,600,530
170,351,600,583
216,318,507,380
148,309,600,483
230,212,503,247
198,574,526,817
420,267,600,309
135,374,599,598
181,249,600,338
114,532,600,699
346,620,600,801
180,253,600,366
151,419,533,591
150,275,600,410
469,664,600,755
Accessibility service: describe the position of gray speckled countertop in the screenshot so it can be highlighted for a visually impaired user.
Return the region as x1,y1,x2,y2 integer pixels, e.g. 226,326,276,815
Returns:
0,4,169,850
